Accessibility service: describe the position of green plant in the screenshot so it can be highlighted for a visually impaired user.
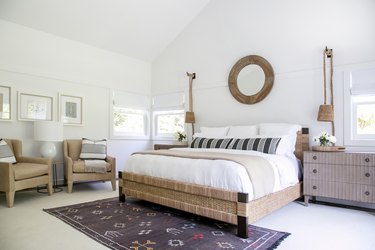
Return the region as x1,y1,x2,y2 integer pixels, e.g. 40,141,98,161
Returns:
174,131,186,142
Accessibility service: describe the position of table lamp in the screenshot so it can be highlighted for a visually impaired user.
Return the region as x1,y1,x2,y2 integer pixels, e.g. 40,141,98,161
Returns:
34,121,63,159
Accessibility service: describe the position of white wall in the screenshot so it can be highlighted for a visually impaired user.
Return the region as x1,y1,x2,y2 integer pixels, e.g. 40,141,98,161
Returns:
152,0,375,150
0,20,152,182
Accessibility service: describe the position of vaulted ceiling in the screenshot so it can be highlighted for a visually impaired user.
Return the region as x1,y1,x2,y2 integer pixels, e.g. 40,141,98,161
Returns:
0,0,210,62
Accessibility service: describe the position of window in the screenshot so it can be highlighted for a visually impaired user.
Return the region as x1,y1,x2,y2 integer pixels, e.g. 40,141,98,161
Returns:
154,110,185,137
351,96,375,140
344,68,375,146
113,107,147,136
111,91,150,139
151,92,186,140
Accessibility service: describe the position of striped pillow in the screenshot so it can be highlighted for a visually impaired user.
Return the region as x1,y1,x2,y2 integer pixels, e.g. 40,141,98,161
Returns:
190,137,233,149
0,139,16,163
79,138,107,160
228,137,281,154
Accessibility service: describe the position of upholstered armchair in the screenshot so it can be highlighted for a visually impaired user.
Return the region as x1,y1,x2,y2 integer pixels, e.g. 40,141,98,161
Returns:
63,139,116,193
0,139,52,208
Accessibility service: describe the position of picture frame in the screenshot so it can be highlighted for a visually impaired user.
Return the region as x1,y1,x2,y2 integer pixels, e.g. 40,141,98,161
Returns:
0,85,11,120
59,94,82,125
18,92,53,121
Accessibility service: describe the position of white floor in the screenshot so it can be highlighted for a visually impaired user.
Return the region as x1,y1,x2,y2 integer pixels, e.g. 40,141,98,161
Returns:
0,182,374,250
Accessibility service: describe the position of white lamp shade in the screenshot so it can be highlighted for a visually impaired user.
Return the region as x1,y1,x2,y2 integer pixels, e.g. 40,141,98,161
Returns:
34,121,63,142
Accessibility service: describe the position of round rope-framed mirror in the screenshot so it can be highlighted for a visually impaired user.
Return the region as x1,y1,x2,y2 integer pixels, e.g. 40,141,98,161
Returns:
228,55,274,104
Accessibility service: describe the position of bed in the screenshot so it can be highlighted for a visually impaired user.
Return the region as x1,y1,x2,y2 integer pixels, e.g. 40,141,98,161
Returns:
118,124,309,238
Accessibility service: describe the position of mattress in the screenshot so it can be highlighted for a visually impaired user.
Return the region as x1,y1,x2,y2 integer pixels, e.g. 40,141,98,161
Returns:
123,148,301,201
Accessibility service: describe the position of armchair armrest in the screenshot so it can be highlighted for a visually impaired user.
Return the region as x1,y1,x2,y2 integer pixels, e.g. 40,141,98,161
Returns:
0,162,13,191
16,156,51,166
106,155,116,171
64,155,73,172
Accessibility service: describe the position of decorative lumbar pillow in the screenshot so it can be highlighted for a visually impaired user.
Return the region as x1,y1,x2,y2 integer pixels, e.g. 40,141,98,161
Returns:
228,137,281,154
190,137,233,149
79,138,107,160
0,139,17,163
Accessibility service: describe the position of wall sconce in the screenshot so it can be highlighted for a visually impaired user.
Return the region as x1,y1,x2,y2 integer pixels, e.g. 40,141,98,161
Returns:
317,47,335,136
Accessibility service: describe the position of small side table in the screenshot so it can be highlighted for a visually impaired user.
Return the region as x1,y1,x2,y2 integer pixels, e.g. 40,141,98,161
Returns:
37,161,63,193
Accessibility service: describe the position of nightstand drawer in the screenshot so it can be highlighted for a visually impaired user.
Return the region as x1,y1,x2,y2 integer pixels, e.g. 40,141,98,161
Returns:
304,163,375,185
304,152,375,166
304,180,375,203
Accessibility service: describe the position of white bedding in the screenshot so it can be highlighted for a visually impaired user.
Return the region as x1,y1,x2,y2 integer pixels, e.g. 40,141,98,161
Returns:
123,148,301,201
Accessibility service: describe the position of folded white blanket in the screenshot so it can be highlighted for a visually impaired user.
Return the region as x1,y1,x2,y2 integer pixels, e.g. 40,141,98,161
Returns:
84,160,107,173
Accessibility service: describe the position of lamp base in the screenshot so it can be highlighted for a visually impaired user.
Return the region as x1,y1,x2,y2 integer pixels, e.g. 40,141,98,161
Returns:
40,142,57,159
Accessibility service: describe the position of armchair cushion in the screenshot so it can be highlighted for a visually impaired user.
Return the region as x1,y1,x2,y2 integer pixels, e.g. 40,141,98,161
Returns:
14,163,49,181
0,139,16,163
72,159,111,173
79,138,107,160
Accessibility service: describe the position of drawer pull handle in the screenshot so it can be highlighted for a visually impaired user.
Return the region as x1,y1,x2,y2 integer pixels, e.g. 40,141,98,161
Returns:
365,191,370,196
312,186,317,190
365,173,370,177
365,158,370,163
313,169,317,174
313,156,317,160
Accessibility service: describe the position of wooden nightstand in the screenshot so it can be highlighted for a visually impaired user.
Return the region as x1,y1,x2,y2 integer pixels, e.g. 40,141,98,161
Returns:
303,151,375,206
154,144,188,150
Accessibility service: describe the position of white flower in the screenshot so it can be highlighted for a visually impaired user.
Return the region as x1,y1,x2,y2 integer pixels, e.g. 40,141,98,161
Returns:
315,131,336,146
328,135,336,143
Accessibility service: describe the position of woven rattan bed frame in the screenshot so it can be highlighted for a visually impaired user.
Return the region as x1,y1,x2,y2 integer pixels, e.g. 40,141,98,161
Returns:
119,128,309,238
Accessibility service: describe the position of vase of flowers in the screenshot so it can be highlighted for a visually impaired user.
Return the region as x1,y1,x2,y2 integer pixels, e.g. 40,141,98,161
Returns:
314,131,336,147
312,131,344,151
174,131,187,145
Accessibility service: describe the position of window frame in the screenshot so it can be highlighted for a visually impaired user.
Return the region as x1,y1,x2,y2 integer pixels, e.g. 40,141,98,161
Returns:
110,90,150,140
351,98,375,140
343,71,375,147
152,109,185,140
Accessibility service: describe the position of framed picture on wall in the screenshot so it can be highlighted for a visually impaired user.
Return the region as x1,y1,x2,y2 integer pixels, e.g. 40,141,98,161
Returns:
18,92,53,121
59,94,83,125
0,85,11,121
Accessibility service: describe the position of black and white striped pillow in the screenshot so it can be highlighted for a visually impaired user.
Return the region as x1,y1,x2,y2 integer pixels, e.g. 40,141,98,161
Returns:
190,137,233,149
80,138,107,160
228,138,281,154
0,139,16,163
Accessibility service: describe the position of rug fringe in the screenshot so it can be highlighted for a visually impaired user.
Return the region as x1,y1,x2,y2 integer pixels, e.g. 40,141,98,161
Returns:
268,232,291,250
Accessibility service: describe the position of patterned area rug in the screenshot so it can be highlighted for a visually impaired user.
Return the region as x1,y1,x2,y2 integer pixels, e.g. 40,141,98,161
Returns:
44,197,290,250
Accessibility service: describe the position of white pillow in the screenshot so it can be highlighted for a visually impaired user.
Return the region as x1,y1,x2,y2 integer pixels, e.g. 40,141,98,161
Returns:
0,139,16,163
227,125,258,138
275,134,297,158
259,123,301,136
200,126,230,138
193,132,203,138
80,138,107,160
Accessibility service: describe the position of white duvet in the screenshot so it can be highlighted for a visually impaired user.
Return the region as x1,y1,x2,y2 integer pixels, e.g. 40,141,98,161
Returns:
123,148,301,201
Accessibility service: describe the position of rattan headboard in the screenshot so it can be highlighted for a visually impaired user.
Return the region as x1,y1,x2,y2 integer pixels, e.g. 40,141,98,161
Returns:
294,128,309,162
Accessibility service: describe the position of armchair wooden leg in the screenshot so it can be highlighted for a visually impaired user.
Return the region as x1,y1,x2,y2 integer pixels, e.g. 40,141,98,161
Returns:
67,181,73,193
6,191,15,208
47,182,53,196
